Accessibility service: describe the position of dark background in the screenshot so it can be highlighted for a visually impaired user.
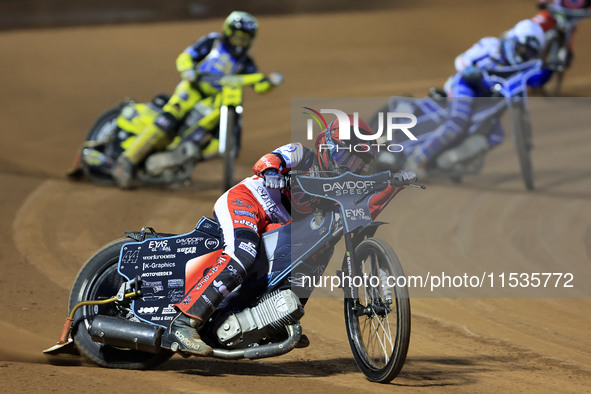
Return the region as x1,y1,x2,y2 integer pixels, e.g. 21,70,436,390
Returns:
0,0,402,30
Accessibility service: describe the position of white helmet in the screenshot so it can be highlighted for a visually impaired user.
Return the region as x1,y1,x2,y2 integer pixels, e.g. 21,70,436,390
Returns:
502,19,546,66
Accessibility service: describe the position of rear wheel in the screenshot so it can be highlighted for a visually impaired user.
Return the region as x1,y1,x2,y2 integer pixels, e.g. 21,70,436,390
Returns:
511,101,535,191
81,107,122,185
344,238,411,383
69,239,172,369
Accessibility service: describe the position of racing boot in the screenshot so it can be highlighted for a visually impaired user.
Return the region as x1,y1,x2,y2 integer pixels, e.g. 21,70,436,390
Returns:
112,123,169,189
145,141,201,175
436,134,488,171
112,156,135,189
165,312,213,357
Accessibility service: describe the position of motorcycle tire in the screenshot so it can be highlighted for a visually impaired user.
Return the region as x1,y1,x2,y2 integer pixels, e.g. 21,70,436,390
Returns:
68,238,173,369
81,107,122,186
511,101,535,191
344,238,411,383
541,32,565,97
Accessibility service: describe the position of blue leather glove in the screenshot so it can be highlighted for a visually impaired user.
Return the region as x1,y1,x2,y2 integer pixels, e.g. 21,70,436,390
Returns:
263,169,286,189
461,65,482,84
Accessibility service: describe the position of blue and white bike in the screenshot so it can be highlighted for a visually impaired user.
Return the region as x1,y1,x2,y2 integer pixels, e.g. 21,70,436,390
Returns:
371,60,542,190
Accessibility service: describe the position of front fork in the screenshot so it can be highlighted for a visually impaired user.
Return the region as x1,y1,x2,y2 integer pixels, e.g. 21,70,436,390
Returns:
340,231,392,319
341,232,362,312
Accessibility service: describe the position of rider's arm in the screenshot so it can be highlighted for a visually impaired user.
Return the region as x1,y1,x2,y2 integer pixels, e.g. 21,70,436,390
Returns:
368,185,405,220
454,37,499,73
253,143,306,175
175,33,218,74
239,57,277,94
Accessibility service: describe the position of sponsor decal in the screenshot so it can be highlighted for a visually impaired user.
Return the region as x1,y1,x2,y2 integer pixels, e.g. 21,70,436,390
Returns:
168,289,185,303
238,241,257,258
142,295,165,302
213,279,229,297
233,209,255,219
143,280,164,293
256,186,280,221
205,238,220,250
162,304,177,315
345,208,371,221
176,237,204,246
148,240,172,252
137,306,159,314
322,180,376,196
227,264,243,284
231,199,253,208
141,271,173,278
192,256,228,293
177,246,197,254
261,156,273,168
202,294,214,308
142,254,176,261
168,278,184,288
181,294,192,305
234,219,258,232
142,262,176,270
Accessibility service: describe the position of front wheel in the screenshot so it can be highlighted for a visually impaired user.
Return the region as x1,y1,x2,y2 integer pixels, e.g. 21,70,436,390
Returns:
344,238,411,383
511,102,535,191
68,238,173,369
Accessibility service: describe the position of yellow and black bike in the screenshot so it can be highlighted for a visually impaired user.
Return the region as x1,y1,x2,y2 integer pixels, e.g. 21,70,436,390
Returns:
68,73,281,190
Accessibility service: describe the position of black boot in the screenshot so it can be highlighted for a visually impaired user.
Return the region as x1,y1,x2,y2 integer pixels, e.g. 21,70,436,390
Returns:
112,156,135,189
165,312,213,356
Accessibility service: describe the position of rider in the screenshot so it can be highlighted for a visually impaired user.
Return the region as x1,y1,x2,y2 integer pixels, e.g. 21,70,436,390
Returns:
529,0,591,87
113,11,281,188
162,116,417,356
404,19,546,177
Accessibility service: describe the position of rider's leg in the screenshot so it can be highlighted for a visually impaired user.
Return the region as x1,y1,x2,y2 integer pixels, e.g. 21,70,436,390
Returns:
405,75,475,175
179,95,223,159
113,80,202,188
169,185,266,354
486,122,505,149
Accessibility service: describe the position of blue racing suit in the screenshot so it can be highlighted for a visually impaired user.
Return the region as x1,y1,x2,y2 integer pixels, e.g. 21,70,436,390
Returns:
417,37,519,162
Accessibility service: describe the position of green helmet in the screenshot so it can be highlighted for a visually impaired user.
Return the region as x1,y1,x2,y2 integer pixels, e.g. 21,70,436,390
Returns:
222,11,258,57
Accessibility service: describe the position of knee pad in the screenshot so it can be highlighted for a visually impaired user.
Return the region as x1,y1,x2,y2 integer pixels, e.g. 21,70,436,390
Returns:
154,112,181,138
231,229,260,274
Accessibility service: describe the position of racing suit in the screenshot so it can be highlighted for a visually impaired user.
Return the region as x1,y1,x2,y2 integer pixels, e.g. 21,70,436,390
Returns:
530,0,591,87
175,143,405,322
120,32,276,168
411,36,509,167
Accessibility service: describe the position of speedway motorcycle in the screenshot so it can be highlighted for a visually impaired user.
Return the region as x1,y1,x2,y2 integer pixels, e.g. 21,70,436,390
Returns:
68,73,282,190
370,59,542,190
540,4,591,96
45,171,422,383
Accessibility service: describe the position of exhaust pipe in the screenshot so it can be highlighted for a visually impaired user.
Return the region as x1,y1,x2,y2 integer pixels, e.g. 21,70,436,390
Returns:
89,315,164,354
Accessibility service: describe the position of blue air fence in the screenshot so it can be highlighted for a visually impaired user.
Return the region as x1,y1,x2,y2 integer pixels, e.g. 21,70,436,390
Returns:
288,97,591,298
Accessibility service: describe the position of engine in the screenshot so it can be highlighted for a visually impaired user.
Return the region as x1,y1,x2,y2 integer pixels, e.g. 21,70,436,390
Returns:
216,289,304,348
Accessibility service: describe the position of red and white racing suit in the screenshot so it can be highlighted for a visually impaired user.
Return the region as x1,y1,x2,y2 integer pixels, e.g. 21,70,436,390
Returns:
533,0,591,49
176,143,403,320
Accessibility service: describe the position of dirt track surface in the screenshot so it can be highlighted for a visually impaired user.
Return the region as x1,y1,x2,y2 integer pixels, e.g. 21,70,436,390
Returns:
1,1,590,392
